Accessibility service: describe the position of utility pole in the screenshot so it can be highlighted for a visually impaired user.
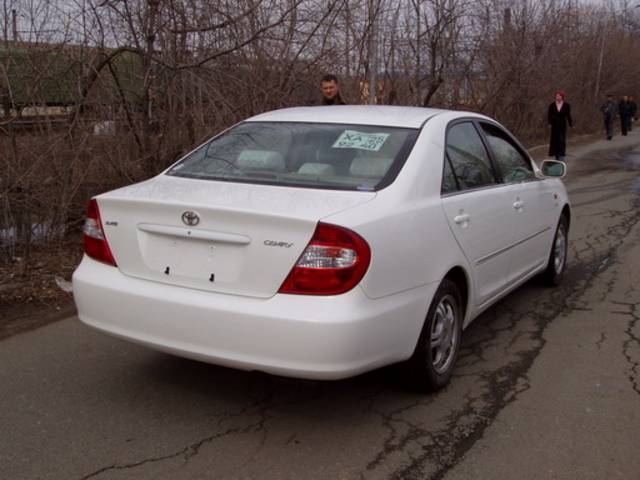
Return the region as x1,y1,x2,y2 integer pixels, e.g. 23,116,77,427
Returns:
415,0,421,105
594,22,605,101
368,0,378,105
3,0,7,44
11,8,16,41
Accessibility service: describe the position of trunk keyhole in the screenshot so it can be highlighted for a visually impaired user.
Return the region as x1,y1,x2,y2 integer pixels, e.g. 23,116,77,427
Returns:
164,266,170,275
209,274,215,282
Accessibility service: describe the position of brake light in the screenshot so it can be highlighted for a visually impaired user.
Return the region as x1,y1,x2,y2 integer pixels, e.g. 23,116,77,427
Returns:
83,199,117,267
279,223,371,295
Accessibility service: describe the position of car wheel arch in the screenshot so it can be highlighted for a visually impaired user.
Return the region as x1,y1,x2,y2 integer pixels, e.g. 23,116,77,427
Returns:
403,275,466,391
561,204,571,228
442,266,470,323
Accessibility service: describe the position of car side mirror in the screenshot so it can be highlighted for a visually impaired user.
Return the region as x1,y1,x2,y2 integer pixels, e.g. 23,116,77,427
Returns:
540,159,567,178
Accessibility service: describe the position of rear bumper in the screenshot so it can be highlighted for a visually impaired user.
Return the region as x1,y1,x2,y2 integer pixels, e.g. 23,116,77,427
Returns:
72,256,436,379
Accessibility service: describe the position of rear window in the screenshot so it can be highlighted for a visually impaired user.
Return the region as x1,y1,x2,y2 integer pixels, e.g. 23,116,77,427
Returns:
167,122,419,191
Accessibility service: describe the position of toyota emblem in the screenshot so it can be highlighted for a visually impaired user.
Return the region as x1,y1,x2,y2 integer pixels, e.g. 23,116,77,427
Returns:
181,211,200,226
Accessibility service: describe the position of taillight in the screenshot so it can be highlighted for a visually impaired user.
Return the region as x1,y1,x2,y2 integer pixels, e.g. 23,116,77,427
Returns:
83,199,117,267
278,222,371,295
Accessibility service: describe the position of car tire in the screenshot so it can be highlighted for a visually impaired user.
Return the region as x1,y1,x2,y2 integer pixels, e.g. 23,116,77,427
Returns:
403,278,463,392
541,215,569,287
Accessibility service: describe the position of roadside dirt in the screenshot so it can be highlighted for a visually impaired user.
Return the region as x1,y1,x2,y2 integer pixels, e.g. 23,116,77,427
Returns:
0,237,82,340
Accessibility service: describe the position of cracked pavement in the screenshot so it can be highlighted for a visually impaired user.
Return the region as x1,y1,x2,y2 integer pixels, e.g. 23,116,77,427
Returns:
1,134,640,480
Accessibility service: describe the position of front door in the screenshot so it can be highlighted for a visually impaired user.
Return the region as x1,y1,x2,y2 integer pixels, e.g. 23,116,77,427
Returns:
478,122,551,284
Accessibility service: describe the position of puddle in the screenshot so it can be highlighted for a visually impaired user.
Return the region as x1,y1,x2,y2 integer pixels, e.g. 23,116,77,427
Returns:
621,151,640,169
620,151,640,193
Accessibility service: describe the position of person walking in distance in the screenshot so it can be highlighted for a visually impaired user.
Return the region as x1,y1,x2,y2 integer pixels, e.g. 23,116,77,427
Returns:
618,95,632,136
628,95,637,131
320,74,347,105
547,91,573,160
600,94,617,140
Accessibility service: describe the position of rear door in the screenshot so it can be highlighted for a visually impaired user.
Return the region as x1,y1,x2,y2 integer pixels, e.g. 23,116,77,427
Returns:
440,121,515,307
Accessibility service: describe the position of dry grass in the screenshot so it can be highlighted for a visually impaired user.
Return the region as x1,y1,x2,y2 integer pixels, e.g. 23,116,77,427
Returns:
0,234,82,338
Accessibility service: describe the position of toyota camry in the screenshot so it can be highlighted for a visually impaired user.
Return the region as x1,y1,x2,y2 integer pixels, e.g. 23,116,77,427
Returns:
72,106,570,391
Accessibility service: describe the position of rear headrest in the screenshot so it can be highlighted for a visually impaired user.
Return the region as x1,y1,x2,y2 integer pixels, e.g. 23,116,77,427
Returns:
297,162,336,176
349,157,393,178
237,150,285,172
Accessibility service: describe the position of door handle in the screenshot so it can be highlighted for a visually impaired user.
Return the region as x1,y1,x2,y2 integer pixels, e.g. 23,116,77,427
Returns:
454,213,470,224
513,200,524,210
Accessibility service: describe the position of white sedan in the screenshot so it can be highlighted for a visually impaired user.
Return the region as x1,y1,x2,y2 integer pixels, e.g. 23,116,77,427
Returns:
73,106,570,390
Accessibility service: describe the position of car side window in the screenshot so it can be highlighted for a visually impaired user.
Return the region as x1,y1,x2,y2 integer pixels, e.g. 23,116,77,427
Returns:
480,123,535,183
441,154,459,194
445,122,497,190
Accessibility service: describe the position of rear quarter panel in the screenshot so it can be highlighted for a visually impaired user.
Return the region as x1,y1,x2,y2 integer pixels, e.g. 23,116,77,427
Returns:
324,115,472,301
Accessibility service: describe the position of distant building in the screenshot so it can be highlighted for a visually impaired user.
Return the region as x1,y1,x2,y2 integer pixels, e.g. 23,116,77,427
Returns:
0,40,143,128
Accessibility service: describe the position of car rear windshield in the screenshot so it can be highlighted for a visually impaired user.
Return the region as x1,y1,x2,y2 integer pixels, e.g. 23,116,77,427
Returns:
166,122,419,191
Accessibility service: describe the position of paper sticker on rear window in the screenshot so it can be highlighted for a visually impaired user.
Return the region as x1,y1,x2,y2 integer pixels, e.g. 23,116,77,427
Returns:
332,130,389,151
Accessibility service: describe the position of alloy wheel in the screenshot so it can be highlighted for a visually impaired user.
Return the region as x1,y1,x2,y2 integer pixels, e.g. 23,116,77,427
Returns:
554,223,567,275
430,294,459,375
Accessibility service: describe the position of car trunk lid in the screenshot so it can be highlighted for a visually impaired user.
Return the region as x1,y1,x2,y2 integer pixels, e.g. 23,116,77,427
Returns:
96,175,375,298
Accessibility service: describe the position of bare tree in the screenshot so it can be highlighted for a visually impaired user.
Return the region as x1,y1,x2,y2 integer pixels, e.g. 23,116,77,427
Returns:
3,0,640,264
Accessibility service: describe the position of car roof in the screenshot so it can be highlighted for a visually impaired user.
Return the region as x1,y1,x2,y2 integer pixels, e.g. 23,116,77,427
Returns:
246,106,451,129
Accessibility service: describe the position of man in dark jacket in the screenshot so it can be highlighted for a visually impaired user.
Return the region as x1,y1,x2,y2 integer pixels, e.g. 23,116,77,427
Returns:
619,96,633,136
320,74,347,105
601,94,617,140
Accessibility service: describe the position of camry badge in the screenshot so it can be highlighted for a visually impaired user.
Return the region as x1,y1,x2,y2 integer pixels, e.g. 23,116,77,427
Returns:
264,240,293,248
181,211,200,226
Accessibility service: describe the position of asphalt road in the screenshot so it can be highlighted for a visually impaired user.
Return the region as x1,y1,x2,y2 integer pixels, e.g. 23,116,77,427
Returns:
2,132,640,480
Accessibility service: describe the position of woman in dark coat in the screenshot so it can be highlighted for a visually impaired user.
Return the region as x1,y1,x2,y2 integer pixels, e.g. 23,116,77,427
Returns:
548,91,573,160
